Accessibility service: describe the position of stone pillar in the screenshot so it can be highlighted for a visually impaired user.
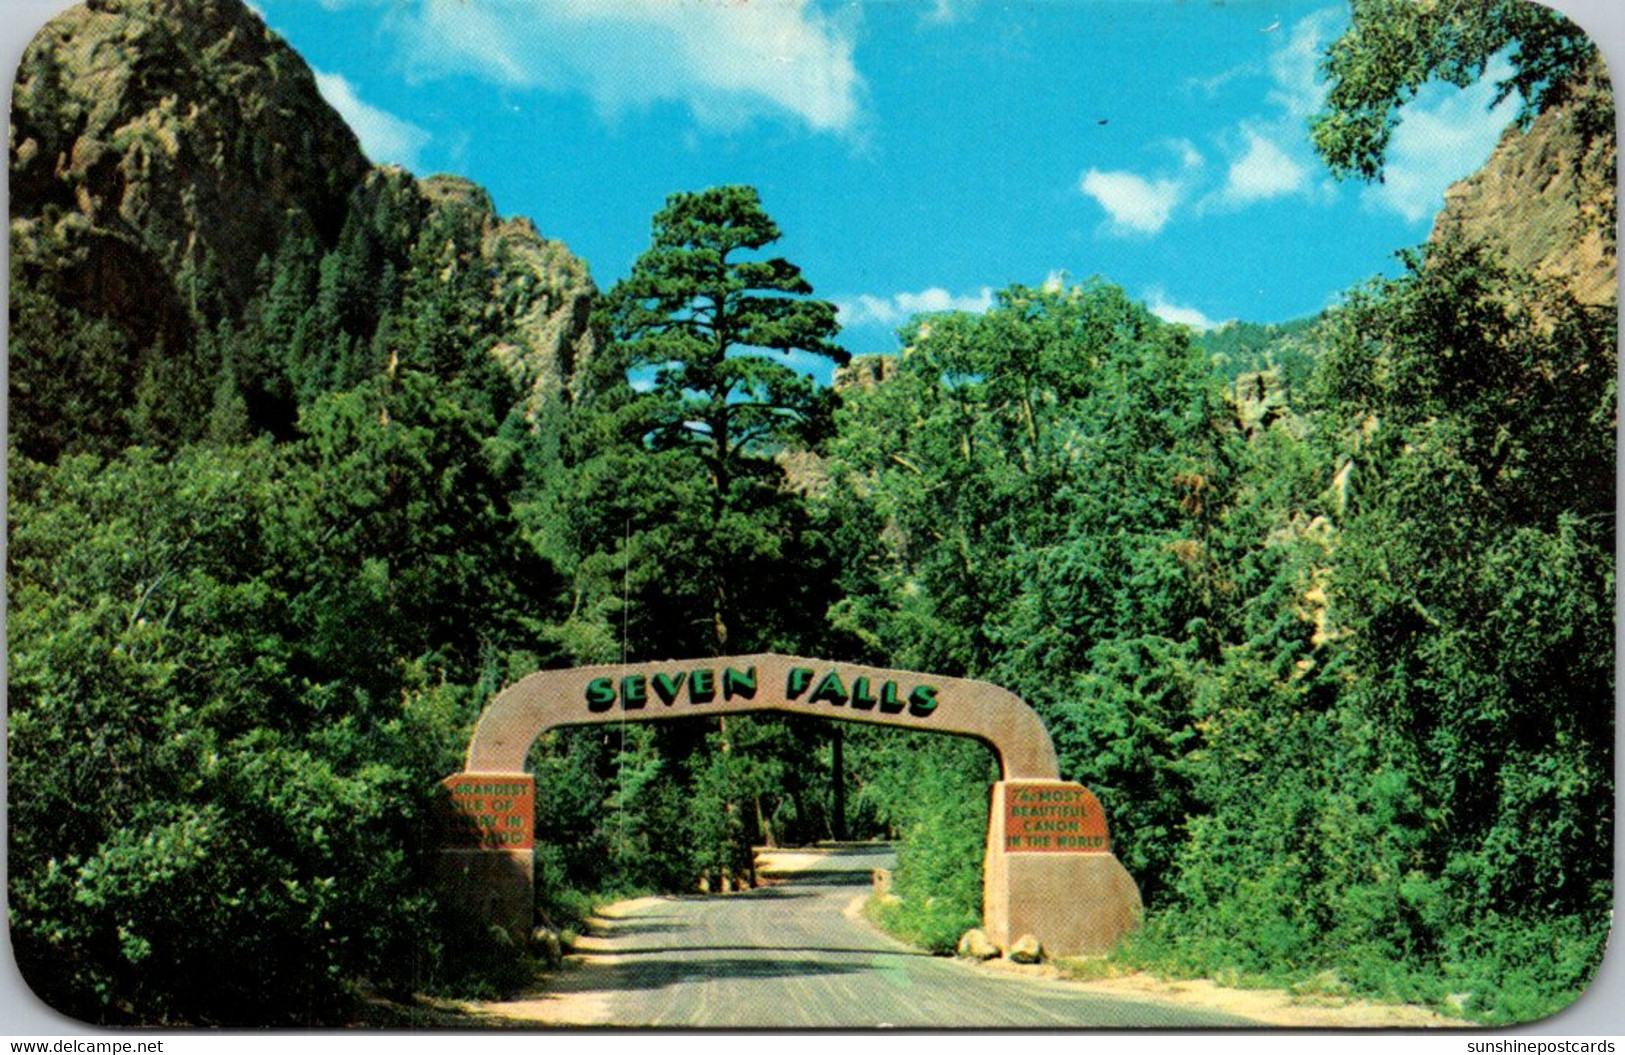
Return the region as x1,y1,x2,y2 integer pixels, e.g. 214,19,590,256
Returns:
982,780,1142,957
439,773,535,941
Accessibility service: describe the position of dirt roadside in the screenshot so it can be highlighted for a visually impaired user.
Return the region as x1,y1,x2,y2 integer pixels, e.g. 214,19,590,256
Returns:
455,895,661,1027
961,955,1469,1028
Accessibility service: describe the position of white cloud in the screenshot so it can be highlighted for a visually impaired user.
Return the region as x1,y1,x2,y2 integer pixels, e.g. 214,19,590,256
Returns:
1079,169,1183,236
1268,9,1339,119
314,70,430,170
759,345,844,382
837,286,996,326
1075,142,1198,235
1144,288,1221,331
395,0,863,136
1181,10,1334,215
1362,59,1521,222
1220,127,1309,205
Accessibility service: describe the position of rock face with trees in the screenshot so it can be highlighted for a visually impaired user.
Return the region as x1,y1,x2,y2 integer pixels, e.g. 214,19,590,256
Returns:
7,0,1615,1029
1429,58,1615,305
9,0,596,463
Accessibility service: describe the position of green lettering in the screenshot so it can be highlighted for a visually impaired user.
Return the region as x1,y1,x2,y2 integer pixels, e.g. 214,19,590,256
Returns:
851,677,878,710
586,677,616,712
786,667,816,699
689,668,716,704
652,671,687,705
878,681,903,713
723,666,757,700
809,671,848,706
621,675,648,710
908,684,939,716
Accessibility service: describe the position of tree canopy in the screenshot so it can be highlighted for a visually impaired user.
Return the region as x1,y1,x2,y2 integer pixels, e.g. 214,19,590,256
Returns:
1312,0,1597,180
600,185,845,468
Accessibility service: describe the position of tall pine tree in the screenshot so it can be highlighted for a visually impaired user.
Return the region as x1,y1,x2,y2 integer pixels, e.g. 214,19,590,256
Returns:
598,185,846,653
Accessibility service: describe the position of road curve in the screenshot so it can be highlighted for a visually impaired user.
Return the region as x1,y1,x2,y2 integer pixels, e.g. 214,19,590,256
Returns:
525,844,1258,1028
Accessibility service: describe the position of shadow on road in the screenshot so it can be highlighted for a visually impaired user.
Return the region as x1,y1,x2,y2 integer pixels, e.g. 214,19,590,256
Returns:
599,943,930,959
569,951,908,995
520,841,1269,1027
582,919,683,937
521,842,934,1019
774,869,874,887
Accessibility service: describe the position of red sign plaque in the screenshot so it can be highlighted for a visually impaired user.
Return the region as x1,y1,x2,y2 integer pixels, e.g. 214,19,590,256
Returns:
1002,782,1109,853
443,774,534,850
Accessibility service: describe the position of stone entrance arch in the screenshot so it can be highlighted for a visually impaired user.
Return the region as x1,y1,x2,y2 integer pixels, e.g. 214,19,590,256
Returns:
441,653,1142,957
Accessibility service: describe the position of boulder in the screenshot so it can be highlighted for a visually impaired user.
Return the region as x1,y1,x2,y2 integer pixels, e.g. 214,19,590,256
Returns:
956,928,1000,961
1008,934,1044,964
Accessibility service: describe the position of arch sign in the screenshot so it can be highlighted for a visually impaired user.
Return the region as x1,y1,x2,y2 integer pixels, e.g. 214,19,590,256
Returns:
440,653,1142,957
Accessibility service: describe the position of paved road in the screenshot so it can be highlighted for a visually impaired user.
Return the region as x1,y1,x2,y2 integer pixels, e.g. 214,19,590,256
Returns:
534,844,1257,1028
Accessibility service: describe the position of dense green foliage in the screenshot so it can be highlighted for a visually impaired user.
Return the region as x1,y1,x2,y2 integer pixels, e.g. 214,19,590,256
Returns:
1196,315,1322,386
517,186,853,895
7,3,1613,1028
1312,0,1597,181
860,734,995,954
8,410,544,1022
11,228,1613,1025
821,282,1230,902
8,172,567,1021
1141,245,1613,1024
834,243,1612,1023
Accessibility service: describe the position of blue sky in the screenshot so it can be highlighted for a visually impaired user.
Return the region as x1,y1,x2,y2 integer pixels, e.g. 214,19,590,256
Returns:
250,1,1529,364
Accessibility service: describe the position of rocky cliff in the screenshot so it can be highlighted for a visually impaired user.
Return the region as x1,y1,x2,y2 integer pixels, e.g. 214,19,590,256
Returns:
10,0,596,458
1429,56,1616,305
416,173,598,417
11,0,365,359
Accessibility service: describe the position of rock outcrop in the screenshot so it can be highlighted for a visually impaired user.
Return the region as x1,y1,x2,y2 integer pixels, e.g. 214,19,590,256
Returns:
10,0,596,453
834,354,898,391
378,170,599,418
12,0,367,339
1429,56,1616,306
1008,934,1044,964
